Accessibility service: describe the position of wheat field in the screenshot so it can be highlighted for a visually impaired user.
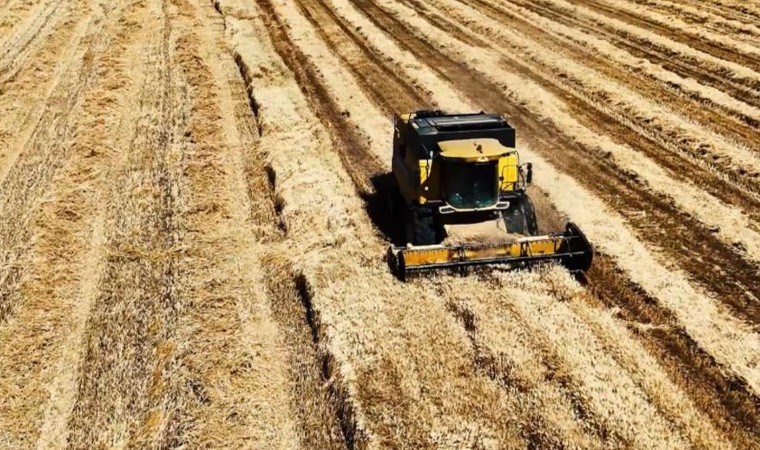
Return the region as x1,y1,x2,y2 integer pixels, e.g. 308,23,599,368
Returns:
0,0,758,448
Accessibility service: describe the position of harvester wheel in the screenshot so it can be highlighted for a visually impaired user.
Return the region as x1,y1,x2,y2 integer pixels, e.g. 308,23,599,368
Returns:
502,195,539,236
520,196,539,236
405,206,441,246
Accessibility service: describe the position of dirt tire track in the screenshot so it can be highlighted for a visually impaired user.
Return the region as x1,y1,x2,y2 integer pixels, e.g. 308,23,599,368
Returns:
0,0,60,59
251,0,385,200
505,0,760,110
34,8,155,447
350,0,760,328
0,0,130,320
0,1,94,184
0,0,70,85
463,0,759,161
34,214,108,450
441,280,625,449
0,1,147,448
64,0,188,446
567,0,760,71
165,0,348,446
295,0,427,115
586,254,760,449
625,0,760,44
671,0,760,26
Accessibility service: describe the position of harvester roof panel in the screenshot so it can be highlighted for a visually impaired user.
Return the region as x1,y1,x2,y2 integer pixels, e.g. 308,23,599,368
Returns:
406,112,517,155
411,113,513,135
428,115,505,130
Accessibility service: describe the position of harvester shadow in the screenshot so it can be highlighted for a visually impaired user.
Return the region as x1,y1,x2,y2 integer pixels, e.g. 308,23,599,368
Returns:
362,172,405,247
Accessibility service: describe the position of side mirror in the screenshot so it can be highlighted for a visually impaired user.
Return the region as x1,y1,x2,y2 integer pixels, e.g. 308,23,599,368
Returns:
525,163,533,185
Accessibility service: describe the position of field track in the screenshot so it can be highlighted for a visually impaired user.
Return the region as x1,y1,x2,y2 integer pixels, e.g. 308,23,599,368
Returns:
0,0,758,448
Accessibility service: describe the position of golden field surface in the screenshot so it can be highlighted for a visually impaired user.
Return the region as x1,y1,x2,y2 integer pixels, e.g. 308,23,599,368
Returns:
0,0,758,448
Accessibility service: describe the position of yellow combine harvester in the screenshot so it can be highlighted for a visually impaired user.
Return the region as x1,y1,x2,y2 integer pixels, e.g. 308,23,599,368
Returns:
386,110,593,280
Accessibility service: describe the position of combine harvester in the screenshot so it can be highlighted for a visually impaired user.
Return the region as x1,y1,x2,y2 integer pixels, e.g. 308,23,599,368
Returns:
386,110,593,280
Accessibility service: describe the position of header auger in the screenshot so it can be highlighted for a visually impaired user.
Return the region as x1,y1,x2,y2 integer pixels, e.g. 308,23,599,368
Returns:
386,110,593,280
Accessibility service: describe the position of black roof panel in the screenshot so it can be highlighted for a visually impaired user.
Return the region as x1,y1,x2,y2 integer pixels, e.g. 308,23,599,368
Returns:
403,112,517,155
411,113,513,135
428,115,505,129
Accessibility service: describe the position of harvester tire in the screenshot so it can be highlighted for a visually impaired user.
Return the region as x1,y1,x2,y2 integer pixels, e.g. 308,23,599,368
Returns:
406,206,441,246
520,196,539,236
503,195,539,236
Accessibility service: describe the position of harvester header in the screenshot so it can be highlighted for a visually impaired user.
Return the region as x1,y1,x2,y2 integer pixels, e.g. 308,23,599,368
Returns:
388,223,593,280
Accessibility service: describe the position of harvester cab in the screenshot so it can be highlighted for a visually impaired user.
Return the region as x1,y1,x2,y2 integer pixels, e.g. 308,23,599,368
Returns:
386,110,593,280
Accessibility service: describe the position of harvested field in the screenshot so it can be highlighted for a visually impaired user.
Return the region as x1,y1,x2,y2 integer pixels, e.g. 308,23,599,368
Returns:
0,0,758,448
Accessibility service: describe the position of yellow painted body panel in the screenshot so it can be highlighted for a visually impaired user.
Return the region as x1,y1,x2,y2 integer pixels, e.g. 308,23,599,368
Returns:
498,152,520,192
418,159,430,204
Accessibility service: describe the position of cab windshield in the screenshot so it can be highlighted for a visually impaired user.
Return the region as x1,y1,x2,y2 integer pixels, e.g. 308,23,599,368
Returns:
443,160,498,209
